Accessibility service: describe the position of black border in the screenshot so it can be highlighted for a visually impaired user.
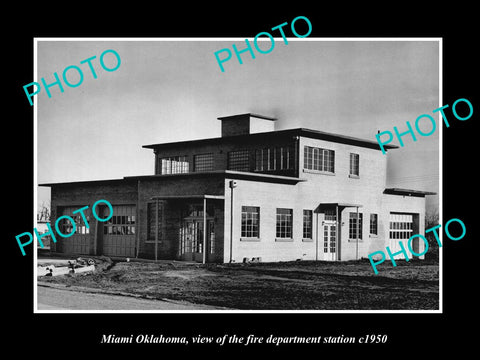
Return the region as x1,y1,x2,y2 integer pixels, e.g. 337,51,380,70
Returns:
7,5,478,355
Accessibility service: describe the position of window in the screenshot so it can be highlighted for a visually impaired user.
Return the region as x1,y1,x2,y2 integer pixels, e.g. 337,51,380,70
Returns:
194,153,214,172
255,149,268,171
303,210,313,239
276,146,293,170
349,153,359,177
160,156,189,174
58,209,91,235
304,146,335,173
276,208,293,239
147,202,163,241
389,213,413,240
241,206,260,238
370,214,378,235
186,204,213,218
209,222,215,254
228,150,250,171
255,146,294,171
349,212,363,240
324,208,337,221
103,214,136,235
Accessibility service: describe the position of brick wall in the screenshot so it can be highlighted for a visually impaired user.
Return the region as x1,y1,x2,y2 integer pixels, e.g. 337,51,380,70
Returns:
50,180,138,255
137,176,225,261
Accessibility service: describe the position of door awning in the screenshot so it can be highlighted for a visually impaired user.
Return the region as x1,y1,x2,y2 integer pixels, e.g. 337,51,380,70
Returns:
317,202,363,210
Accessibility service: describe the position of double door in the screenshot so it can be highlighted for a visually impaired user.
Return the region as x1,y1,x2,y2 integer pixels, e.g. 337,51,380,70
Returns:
179,218,214,262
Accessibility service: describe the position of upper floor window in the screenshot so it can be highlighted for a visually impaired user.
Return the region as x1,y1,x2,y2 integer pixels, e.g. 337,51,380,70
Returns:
304,146,335,173
255,146,294,172
194,153,214,172
228,150,250,172
160,156,189,174
350,153,360,177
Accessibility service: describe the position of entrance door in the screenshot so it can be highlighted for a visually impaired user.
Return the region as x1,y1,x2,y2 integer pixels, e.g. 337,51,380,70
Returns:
179,219,214,262
323,221,337,261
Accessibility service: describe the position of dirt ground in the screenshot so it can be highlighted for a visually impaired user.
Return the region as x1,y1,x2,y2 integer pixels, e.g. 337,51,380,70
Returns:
38,258,439,310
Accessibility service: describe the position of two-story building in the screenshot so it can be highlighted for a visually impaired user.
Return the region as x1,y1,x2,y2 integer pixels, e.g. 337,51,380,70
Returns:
40,113,435,263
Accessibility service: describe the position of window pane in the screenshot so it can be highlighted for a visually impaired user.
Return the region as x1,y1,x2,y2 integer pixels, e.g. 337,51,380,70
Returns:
255,146,294,172
314,148,320,170
303,210,312,239
160,156,189,174
349,212,363,239
241,206,260,238
269,148,276,170
276,208,292,238
304,146,312,170
370,213,378,235
228,150,250,171
303,146,335,173
255,149,262,171
325,209,337,221
325,150,334,172
350,153,359,176
194,153,214,172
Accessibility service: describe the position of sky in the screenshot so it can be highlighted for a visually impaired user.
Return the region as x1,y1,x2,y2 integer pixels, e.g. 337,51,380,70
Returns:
36,39,440,213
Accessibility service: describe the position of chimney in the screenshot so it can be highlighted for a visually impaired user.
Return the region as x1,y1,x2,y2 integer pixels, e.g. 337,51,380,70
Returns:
217,113,277,137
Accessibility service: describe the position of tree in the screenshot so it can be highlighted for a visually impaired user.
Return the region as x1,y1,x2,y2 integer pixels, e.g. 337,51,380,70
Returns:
425,209,439,261
37,201,51,222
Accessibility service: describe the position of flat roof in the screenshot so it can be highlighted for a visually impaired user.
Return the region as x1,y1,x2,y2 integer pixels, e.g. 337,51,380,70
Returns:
38,178,132,187
142,128,399,151
126,170,305,184
384,188,437,197
217,113,277,121
40,170,305,187
150,195,225,200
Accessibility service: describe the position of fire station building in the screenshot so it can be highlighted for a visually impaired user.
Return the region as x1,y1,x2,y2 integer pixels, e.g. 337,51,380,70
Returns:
40,114,435,263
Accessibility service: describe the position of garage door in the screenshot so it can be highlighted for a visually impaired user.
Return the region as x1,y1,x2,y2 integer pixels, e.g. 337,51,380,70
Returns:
388,213,413,259
102,205,136,257
58,206,92,255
